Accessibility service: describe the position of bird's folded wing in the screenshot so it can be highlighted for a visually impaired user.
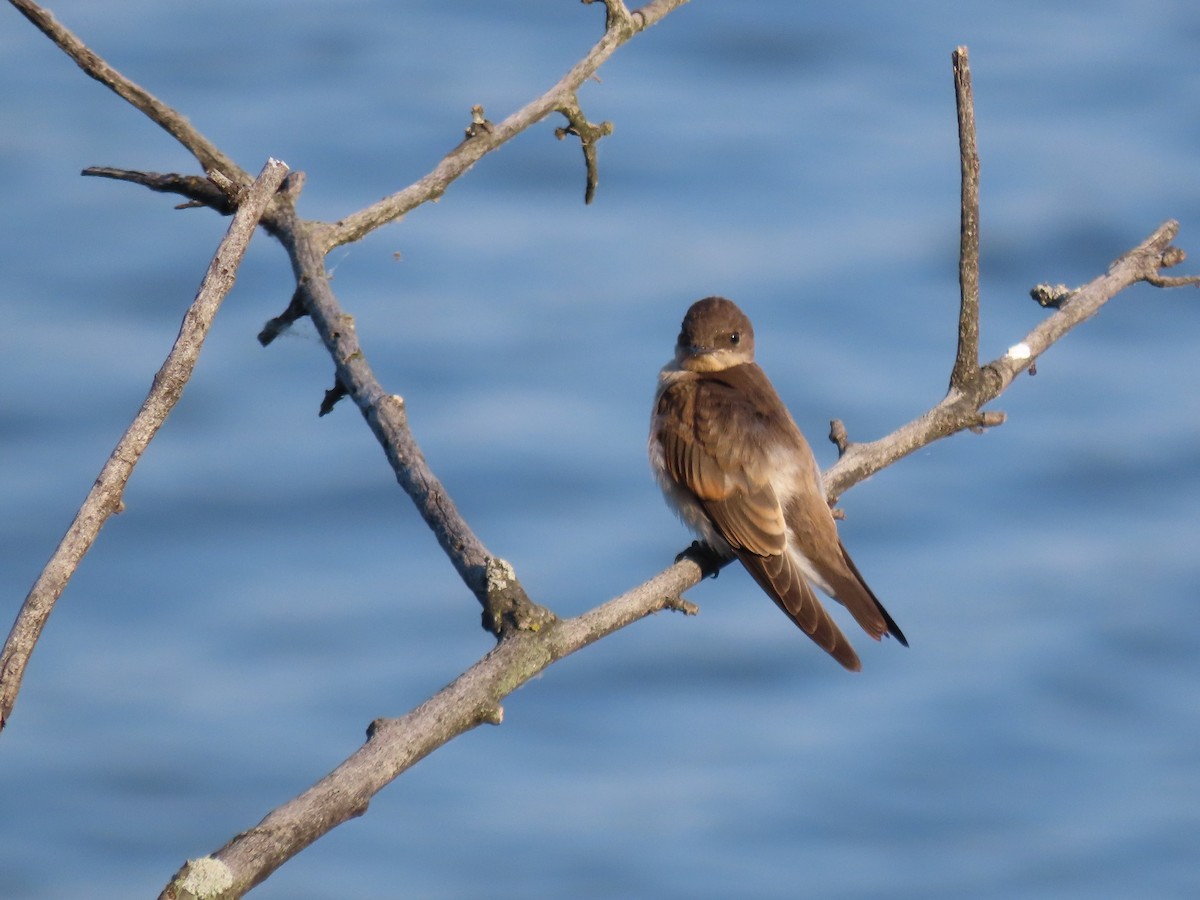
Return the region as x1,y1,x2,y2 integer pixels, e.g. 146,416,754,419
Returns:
658,377,861,670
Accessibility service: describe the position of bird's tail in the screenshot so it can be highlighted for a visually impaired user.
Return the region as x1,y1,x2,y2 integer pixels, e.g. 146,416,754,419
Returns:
738,549,863,671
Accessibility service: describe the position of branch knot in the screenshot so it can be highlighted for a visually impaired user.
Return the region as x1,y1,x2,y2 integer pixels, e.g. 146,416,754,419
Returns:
481,557,557,637
463,104,494,140
1030,283,1074,308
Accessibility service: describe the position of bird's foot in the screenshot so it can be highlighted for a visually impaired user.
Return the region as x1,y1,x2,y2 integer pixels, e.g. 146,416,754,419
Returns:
675,541,724,579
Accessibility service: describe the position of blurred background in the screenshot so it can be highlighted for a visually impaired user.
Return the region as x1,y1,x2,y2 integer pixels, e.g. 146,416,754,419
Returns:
2,1,1199,897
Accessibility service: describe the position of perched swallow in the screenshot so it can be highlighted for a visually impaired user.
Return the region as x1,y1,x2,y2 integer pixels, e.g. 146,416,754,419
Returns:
649,296,907,671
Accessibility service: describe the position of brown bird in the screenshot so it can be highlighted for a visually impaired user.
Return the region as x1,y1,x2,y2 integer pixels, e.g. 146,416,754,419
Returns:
649,296,906,670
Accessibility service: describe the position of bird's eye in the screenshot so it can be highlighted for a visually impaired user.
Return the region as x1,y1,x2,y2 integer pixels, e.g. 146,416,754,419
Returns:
729,331,741,345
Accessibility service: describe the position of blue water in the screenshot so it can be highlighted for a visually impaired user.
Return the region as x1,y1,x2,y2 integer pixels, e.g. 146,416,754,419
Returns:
3,1,1199,897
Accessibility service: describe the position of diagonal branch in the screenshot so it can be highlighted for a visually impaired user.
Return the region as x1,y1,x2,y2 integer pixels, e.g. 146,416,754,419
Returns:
272,209,559,637
159,565,701,899
825,219,1192,501
319,0,689,248
0,158,289,733
7,0,248,187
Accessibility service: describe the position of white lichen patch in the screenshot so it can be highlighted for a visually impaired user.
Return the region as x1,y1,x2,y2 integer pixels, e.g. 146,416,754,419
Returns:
486,557,516,593
1006,342,1032,361
177,857,234,898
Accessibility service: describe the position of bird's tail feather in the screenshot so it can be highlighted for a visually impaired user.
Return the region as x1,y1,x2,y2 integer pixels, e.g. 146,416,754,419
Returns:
738,550,862,671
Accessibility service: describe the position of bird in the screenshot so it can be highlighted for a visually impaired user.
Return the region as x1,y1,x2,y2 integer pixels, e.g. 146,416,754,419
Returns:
648,296,907,671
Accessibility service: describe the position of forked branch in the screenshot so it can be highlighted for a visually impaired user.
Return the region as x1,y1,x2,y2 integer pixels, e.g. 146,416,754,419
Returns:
5,3,1198,895
2,0,695,736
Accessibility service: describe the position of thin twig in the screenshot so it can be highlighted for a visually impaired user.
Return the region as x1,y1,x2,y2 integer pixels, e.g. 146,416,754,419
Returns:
1145,273,1200,288
82,167,237,215
0,159,289,732
949,46,981,393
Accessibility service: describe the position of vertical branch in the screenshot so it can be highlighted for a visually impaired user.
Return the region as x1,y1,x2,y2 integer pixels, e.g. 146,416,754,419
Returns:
949,45,981,392
0,159,289,733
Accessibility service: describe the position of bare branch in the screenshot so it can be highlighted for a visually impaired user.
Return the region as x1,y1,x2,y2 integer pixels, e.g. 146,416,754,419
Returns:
0,158,289,733
319,0,689,247
11,3,1197,892
152,208,1200,900
950,46,981,392
42,1,697,645
267,209,558,635
247,2,693,630
7,0,248,187
159,559,702,899
825,219,1190,501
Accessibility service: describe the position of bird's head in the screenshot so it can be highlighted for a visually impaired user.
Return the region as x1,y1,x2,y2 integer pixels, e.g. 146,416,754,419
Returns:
674,296,756,372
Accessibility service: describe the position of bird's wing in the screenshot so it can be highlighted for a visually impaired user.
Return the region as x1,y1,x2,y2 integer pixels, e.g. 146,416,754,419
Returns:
656,368,862,670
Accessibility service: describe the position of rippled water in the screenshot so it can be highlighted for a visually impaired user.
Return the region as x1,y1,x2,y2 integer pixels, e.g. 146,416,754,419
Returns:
2,1,1199,897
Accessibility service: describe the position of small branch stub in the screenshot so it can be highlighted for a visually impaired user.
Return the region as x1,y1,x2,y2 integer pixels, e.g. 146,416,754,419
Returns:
969,410,1006,433
664,595,701,616
464,104,494,140
206,168,240,202
829,419,850,456
258,288,308,346
83,168,237,216
1144,243,1200,287
319,378,349,416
